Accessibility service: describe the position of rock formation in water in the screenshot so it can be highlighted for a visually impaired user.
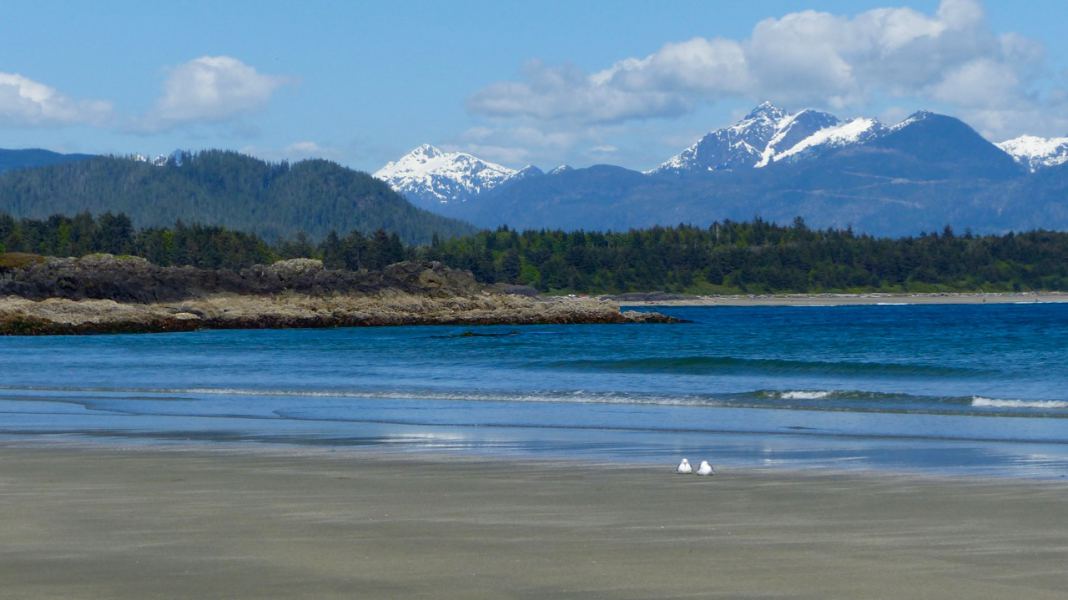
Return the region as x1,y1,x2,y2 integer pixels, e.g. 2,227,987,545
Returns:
0,254,675,334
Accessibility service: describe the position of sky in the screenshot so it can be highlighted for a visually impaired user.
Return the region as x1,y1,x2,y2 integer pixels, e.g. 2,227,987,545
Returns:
1,0,1067,172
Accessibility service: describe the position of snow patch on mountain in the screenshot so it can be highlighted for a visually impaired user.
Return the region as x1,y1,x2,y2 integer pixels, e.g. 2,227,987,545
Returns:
769,118,885,164
996,135,1068,172
889,110,934,132
755,109,841,167
374,144,516,204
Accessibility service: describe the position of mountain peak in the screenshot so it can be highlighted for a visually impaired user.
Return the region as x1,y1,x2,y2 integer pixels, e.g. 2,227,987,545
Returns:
410,143,445,159
374,146,516,206
511,165,545,180
745,101,783,120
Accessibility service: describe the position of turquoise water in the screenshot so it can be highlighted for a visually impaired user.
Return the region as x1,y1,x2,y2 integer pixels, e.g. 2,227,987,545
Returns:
2,304,1068,478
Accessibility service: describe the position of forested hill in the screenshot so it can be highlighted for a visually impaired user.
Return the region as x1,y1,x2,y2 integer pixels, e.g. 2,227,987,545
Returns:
0,151,474,244
0,148,95,174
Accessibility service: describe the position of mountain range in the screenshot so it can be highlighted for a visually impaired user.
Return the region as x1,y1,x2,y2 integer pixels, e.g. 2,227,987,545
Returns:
375,103,1068,236
2,102,1067,241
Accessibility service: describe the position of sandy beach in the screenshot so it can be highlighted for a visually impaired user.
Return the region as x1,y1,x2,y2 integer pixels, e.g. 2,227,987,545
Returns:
1,443,1066,599
619,291,1068,307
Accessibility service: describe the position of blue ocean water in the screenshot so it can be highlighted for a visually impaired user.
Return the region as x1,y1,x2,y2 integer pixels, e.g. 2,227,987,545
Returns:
2,304,1068,478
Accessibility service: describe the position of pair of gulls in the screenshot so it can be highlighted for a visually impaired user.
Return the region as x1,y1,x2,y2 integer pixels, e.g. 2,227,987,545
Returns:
676,458,714,476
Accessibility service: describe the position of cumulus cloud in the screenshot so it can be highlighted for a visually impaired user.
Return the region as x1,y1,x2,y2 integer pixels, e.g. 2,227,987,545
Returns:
454,124,623,167
139,56,288,132
468,0,1064,138
0,72,111,126
470,60,693,123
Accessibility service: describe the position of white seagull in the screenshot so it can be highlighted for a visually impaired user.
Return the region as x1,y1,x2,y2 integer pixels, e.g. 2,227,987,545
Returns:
696,460,714,476
676,458,693,474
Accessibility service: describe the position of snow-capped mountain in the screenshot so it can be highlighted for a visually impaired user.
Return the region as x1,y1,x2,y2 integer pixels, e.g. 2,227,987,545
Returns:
651,102,787,174
651,102,887,174
996,135,1068,172
374,144,516,206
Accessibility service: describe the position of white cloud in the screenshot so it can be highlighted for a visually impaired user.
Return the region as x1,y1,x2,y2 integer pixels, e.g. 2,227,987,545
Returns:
0,72,111,126
469,60,697,123
468,0,1065,138
283,141,326,157
590,144,618,155
930,59,1023,108
240,140,338,163
453,124,626,167
140,56,288,131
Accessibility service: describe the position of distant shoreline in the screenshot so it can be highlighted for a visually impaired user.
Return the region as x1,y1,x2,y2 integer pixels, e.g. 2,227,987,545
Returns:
616,291,1068,307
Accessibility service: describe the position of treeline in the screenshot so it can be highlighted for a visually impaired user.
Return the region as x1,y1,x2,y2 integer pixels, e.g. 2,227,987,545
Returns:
0,212,411,271
422,219,1068,293
5,212,1068,293
0,212,274,269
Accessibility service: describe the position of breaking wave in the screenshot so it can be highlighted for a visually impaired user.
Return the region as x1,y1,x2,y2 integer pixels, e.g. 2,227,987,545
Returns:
971,397,1068,410
546,355,979,377
2,385,1066,418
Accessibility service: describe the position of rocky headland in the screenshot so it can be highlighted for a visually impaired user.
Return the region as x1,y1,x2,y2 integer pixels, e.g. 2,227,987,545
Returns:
0,254,674,334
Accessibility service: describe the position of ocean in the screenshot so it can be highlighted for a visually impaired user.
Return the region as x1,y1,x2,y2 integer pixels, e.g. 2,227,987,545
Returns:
2,303,1067,478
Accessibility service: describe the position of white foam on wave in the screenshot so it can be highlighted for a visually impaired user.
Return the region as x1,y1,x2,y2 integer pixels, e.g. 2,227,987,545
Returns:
0,384,712,408
779,390,833,400
971,397,1068,409
167,387,726,409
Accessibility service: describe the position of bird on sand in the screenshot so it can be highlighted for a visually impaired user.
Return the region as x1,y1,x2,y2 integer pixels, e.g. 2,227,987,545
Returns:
696,460,714,476
676,458,693,474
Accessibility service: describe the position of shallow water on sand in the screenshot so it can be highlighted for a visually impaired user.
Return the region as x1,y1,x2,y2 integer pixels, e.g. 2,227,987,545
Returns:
3,304,1068,478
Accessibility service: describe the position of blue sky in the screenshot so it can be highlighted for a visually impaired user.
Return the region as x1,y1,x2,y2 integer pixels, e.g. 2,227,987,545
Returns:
1,0,1066,172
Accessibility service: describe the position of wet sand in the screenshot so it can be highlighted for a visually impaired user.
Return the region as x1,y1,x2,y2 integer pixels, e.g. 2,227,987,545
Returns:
620,291,1068,307
1,443,1066,599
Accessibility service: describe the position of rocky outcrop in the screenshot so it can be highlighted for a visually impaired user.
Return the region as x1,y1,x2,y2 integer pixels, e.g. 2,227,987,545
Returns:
0,292,675,335
0,254,677,334
0,255,482,303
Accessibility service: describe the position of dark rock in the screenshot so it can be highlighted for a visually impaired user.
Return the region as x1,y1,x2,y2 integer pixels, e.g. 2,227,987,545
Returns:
0,255,480,302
